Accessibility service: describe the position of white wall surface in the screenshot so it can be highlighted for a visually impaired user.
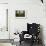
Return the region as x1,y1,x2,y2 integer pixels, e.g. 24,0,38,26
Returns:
0,0,8,3
8,0,46,45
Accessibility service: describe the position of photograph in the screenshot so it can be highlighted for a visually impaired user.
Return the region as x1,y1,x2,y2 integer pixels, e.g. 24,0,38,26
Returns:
16,10,25,17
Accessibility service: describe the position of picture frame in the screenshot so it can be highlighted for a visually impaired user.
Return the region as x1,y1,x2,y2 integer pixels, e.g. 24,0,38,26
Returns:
15,10,27,19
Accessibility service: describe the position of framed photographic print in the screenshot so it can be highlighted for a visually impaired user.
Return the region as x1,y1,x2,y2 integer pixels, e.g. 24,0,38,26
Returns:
15,10,26,19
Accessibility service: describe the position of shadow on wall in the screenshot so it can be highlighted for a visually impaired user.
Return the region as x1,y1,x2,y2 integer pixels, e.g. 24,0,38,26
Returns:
40,25,45,46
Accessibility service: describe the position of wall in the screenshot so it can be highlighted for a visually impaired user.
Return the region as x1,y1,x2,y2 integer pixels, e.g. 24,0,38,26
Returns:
0,0,8,3
8,0,44,37
8,0,46,46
